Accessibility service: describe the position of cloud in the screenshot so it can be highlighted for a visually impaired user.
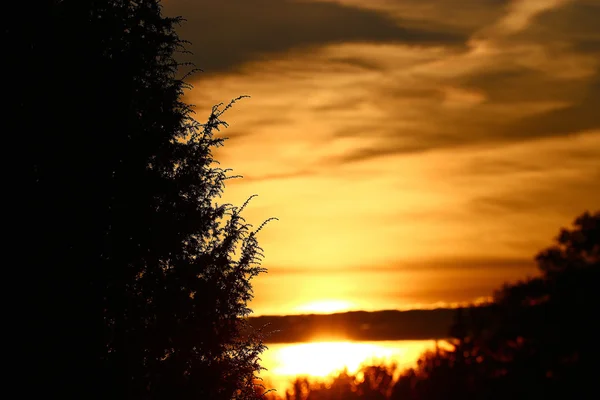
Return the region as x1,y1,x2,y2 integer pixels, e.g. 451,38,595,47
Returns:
249,257,538,315
177,0,600,159
471,165,600,216
238,170,315,183
322,1,600,162
164,0,465,72
261,257,536,275
488,0,571,35
303,0,510,34
509,72,600,137
165,0,600,315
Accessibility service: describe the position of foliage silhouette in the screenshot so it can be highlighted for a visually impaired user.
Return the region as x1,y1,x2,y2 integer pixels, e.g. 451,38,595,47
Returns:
9,1,271,398
442,210,600,400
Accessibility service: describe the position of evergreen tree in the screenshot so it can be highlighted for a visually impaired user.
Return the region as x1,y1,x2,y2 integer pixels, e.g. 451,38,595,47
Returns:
8,1,270,398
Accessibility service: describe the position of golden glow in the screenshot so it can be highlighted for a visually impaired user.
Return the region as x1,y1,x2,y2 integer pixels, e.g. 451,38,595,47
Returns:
294,300,355,314
173,0,600,316
273,342,384,376
260,340,443,394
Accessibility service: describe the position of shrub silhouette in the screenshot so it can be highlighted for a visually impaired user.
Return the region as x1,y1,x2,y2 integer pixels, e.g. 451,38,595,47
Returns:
8,1,270,398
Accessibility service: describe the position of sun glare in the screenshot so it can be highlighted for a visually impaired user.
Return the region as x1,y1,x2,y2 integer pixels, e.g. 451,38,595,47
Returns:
260,340,443,394
294,300,354,314
272,342,394,377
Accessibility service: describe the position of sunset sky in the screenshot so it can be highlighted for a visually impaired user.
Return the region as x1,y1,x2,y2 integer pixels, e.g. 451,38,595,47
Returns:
164,0,600,316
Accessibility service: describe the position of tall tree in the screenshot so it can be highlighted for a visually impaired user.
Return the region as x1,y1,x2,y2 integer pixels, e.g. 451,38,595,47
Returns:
8,1,269,398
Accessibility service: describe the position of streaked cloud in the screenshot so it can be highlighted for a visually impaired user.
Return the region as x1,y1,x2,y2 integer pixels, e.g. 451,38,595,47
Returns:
164,0,600,315
165,0,464,73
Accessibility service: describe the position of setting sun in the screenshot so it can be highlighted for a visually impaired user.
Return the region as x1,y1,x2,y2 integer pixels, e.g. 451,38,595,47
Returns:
294,300,355,314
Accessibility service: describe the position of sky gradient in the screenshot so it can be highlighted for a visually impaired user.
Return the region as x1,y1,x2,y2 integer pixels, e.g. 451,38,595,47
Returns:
164,0,600,316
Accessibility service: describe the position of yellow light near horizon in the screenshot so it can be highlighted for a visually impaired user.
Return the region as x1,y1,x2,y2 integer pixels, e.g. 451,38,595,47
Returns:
272,342,395,378
260,340,443,394
294,300,354,314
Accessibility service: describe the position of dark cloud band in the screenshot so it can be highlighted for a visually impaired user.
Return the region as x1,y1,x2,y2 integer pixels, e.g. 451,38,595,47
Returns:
165,0,465,72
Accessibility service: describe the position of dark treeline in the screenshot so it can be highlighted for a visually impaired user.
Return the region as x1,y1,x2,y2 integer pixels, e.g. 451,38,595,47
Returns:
251,309,456,343
8,1,268,399
257,211,600,400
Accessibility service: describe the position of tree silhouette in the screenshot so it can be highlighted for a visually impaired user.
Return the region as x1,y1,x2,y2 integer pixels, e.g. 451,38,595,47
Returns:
437,210,600,399
8,1,270,398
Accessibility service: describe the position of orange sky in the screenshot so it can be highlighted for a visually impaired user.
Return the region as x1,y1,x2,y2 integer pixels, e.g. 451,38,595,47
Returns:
164,0,600,316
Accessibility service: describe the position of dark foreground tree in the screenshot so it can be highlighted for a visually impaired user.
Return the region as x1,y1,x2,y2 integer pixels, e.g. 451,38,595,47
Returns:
436,210,600,400
8,1,270,398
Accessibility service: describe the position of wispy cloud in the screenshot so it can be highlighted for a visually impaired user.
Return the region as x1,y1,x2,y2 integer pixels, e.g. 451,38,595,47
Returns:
166,0,463,73
165,0,600,315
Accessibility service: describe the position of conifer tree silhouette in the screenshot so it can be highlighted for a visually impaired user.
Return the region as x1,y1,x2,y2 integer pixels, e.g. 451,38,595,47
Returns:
8,1,271,398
